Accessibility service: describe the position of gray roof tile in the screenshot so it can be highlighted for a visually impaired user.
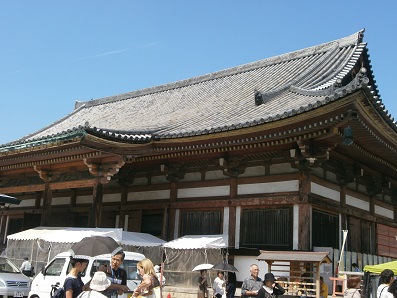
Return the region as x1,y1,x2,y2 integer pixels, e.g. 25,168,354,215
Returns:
3,29,392,149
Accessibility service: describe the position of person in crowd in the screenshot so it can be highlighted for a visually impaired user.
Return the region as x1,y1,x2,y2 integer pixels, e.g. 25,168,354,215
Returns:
226,271,237,298
64,257,89,298
257,273,285,298
344,275,361,298
89,252,130,297
20,257,32,276
79,271,111,298
197,269,209,298
212,271,226,298
241,264,263,297
154,264,166,287
352,263,361,272
377,269,394,298
106,251,130,295
388,279,397,298
132,258,160,298
320,276,329,298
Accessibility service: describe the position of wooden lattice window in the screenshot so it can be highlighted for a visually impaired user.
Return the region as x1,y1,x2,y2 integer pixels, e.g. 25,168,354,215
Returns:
240,208,292,249
180,210,221,236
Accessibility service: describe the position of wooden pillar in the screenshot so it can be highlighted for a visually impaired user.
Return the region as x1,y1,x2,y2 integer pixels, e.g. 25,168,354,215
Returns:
41,182,52,226
298,170,311,250
298,204,311,250
167,208,176,241
119,186,128,229
0,215,8,244
34,191,41,209
162,206,168,240
70,188,77,207
128,210,142,232
83,157,125,228
230,177,237,199
167,182,178,240
88,177,103,228
340,185,346,207
228,206,236,248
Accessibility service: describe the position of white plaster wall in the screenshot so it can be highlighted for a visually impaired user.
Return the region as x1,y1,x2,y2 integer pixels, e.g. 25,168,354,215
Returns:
127,190,170,201
311,182,340,202
178,186,229,198
346,195,370,211
223,207,229,236
235,206,241,249
375,193,383,201
132,177,148,186
181,172,202,182
103,193,121,203
151,175,168,184
270,163,298,174
239,166,266,177
374,205,394,219
238,180,299,195
205,170,225,180
293,204,299,250
14,199,36,208
358,184,366,193
233,256,267,282
326,171,337,182
76,195,93,204
52,197,71,205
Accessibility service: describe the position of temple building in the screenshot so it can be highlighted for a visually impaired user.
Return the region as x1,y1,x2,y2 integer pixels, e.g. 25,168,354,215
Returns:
1,29,397,262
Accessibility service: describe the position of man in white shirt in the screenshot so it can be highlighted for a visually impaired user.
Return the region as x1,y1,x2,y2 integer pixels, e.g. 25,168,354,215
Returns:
20,257,32,276
377,269,394,298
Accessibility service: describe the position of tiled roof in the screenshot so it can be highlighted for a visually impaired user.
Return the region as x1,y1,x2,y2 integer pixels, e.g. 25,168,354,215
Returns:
2,29,393,150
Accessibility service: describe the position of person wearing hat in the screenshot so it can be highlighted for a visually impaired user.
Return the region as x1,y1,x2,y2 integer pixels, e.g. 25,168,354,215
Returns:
257,273,285,298
79,272,111,298
20,257,32,277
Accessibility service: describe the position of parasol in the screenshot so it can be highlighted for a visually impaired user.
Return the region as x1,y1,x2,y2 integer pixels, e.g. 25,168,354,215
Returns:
69,236,122,259
212,263,239,272
192,263,213,271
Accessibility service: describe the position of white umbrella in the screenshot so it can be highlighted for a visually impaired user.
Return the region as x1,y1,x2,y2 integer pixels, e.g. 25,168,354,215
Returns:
192,263,213,271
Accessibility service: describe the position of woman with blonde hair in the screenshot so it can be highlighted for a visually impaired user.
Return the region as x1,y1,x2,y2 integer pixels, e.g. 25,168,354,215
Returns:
132,258,160,298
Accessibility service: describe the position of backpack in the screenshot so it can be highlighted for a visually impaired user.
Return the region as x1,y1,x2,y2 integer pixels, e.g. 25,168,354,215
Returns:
51,277,74,298
51,286,65,298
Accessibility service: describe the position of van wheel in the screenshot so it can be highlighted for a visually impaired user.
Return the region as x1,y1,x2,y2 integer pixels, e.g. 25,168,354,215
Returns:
29,295,40,298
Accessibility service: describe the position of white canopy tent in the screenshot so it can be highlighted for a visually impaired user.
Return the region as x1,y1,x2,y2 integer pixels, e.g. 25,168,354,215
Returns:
4,226,165,273
163,234,228,250
163,234,228,287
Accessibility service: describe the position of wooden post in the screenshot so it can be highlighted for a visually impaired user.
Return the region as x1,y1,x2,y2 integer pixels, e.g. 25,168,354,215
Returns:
41,182,52,226
298,170,311,250
88,177,103,228
119,186,128,229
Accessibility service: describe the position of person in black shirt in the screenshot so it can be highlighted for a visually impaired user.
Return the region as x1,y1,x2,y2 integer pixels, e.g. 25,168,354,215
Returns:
64,257,89,298
102,251,129,296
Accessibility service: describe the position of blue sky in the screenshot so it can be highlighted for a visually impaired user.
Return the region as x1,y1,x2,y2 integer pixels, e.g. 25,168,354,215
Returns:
1,1,396,144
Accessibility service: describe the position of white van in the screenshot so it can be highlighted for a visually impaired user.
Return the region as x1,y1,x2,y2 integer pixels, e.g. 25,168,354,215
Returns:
28,251,145,298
